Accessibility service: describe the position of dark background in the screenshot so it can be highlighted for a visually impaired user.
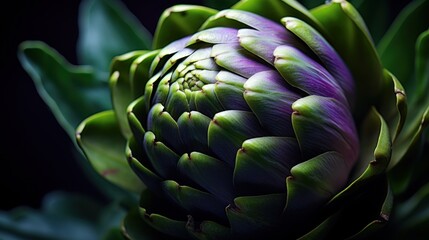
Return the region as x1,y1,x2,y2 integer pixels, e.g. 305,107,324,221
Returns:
1,0,412,211
1,0,203,211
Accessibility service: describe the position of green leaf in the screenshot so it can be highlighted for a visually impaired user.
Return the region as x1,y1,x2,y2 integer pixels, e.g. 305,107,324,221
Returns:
77,0,152,72
203,0,238,10
109,50,151,139
76,110,144,193
415,29,429,104
18,41,111,140
310,0,384,120
393,182,429,237
330,107,391,204
121,208,166,240
377,0,429,86
0,191,126,240
299,0,391,43
153,5,218,49
388,30,429,193
376,70,407,142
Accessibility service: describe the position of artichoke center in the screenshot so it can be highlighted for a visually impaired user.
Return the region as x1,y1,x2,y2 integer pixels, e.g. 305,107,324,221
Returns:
178,70,205,91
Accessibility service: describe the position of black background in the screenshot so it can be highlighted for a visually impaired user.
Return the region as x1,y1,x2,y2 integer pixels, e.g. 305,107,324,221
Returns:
1,0,411,211
1,0,203,211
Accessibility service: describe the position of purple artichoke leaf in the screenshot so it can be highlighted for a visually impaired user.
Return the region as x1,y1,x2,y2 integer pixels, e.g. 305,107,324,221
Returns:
243,70,302,137
311,0,384,120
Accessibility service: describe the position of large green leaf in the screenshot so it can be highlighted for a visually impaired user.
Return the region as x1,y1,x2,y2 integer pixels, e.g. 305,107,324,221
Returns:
18,41,111,140
0,191,126,240
377,0,429,86
76,110,144,193
77,0,152,72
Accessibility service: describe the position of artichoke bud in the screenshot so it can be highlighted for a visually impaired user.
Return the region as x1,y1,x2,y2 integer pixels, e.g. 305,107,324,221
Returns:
123,7,362,239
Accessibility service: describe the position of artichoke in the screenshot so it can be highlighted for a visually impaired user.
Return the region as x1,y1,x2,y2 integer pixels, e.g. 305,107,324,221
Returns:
18,0,429,239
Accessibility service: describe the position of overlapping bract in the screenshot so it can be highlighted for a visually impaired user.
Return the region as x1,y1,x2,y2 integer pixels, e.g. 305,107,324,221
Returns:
119,8,360,239
74,0,426,239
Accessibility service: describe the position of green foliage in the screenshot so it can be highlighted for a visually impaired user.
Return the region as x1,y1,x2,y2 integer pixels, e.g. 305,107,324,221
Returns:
0,192,125,240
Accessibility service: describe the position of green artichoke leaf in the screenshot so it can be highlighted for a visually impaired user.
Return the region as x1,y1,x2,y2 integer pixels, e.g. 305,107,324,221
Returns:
110,50,158,139
203,0,238,10
376,70,407,142
121,207,166,240
18,41,111,140
139,208,189,239
77,0,152,72
126,136,163,192
161,180,226,220
377,0,429,86
127,97,147,144
76,110,144,193
285,152,349,217
300,181,392,240
186,220,231,240
330,107,391,204
345,182,393,240
110,50,146,138
177,152,234,205
153,5,218,49
310,0,384,119
0,191,125,240
231,0,322,32
226,194,285,238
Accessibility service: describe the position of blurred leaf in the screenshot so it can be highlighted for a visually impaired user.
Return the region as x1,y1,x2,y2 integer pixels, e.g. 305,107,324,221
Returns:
102,228,126,240
203,0,238,9
76,110,145,193
392,182,429,238
377,0,429,86
0,191,126,240
388,30,429,193
350,0,389,44
18,41,111,140
77,0,152,72
415,29,429,103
